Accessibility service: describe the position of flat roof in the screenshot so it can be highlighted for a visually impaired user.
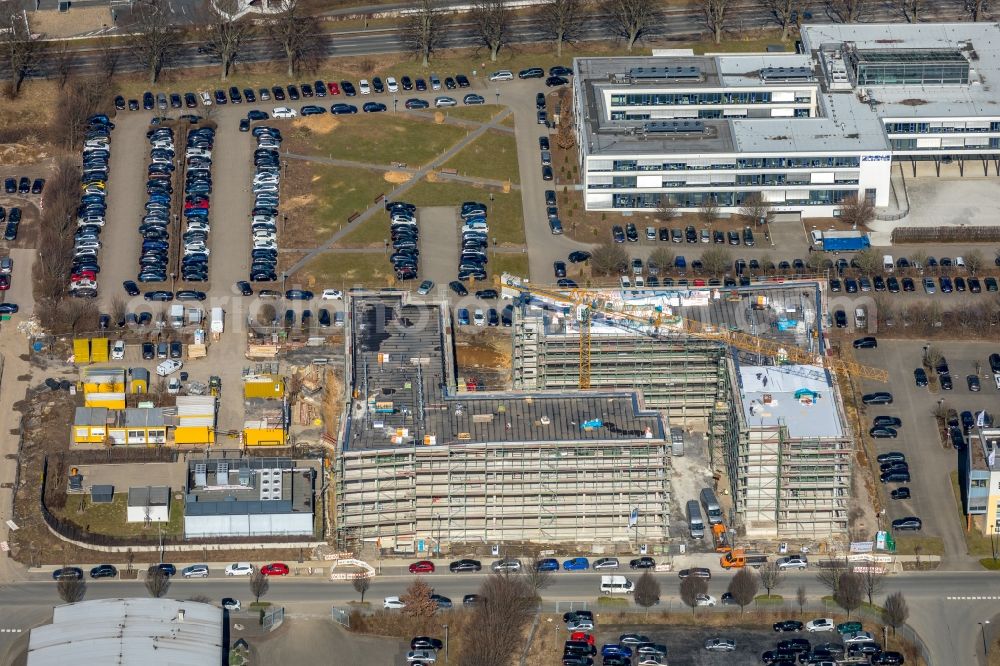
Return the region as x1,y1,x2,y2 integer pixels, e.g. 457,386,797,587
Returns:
185,457,314,516
345,294,665,451
128,485,169,507
74,406,109,426
125,407,164,428
735,364,845,439
801,22,1000,119
27,598,222,666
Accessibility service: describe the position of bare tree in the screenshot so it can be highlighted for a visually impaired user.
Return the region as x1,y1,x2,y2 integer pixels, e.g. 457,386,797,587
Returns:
634,571,661,609
806,251,829,271
96,35,123,81
757,562,783,597
590,242,629,277
853,248,881,276
200,0,254,81
834,571,863,617
796,585,807,615
145,567,170,598
352,576,371,603
110,296,128,327
400,578,437,618
129,0,179,85
838,195,876,229
609,0,660,52
57,577,87,603
965,0,988,21
827,0,868,22
702,0,730,44
266,0,323,77
964,249,984,275
765,0,803,41
679,575,707,614
739,193,772,226
462,573,538,664
470,0,510,61
698,198,720,226
403,0,449,67
49,42,74,89
700,247,732,276
649,247,675,273
0,1,38,97
657,197,679,223
726,568,759,614
857,566,887,605
882,591,909,635
896,0,924,22
250,568,270,603
54,78,107,152
539,0,585,57
523,561,554,593
815,557,849,594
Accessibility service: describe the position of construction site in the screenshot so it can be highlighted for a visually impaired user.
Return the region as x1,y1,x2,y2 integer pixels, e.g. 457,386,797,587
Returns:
334,282,882,552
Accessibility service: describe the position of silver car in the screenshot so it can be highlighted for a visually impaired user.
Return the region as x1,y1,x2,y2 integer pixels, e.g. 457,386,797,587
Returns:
593,557,620,570
434,96,457,108
704,637,736,651
182,564,209,578
490,558,521,573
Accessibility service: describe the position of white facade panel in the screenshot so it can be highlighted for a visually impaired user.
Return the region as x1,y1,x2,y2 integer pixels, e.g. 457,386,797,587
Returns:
184,513,313,538
917,137,942,148
811,172,835,184
771,91,795,103
770,108,794,117
636,175,661,188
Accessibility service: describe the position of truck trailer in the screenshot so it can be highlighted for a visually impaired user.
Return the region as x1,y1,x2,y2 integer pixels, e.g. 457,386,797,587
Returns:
821,230,870,253
720,549,768,569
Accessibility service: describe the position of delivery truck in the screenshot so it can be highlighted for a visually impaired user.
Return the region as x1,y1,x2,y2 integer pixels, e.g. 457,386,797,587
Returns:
720,549,768,569
821,230,870,253
210,307,224,334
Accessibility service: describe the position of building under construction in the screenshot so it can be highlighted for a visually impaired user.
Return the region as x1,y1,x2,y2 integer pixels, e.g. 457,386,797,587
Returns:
506,281,854,540
335,293,670,551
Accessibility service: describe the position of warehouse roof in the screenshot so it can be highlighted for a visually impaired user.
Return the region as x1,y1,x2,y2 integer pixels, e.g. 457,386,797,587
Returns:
27,598,222,666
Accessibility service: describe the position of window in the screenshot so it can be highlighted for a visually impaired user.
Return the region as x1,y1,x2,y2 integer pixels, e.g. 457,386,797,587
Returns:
972,479,988,488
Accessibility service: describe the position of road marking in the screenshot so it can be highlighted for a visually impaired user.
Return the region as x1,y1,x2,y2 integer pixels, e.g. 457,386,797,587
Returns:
947,596,1000,600
0,629,21,633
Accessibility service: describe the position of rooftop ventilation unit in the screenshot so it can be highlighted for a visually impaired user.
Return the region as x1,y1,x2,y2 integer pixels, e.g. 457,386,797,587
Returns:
214,461,228,486
644,120,705,134
193,463,207,488
760,67,814,82
628,66,701,80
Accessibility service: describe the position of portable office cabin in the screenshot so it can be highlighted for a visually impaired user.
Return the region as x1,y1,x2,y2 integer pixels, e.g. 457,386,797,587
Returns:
174,395,217,445
73,406,110,444
84,391,126,410
72,338,91,364
90,339,109,363
81,367,126,394
243,374,285,399
129,367,150,394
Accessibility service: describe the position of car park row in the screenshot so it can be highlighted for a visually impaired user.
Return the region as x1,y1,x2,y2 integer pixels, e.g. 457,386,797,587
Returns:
248,126,282,282
387,201,419,281
71,114,115,299
138,125,175,285
458,201,488,283
180,125,216,283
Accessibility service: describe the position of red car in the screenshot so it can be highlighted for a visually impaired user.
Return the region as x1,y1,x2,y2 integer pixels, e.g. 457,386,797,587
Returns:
184,200,209,210
260,562,289,576
326,81,341,95
570,632,594,645
0,275,9,291
408,560,435,574
71,271,95,282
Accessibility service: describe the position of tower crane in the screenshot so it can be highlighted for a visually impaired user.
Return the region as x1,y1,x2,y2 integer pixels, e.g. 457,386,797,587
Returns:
495,276,888,387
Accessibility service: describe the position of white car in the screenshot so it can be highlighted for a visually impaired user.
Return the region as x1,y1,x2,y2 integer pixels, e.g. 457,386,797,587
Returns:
434,96,457,108
593,557,620,570
490,70,513,81
805,618,836,632
222,597,240,611
386,76,398,92
224,562,254,577
695,594,717,607
359,79,371,94
473,309,485,326
111,340,125,360
566,619,594,632
703,638,736,651
776,555,808,570
167,377,181,395
383,596,406,609
406,650,436,663
844,630,875,643
199,91,212,106
182,564,209,578
272,107,297,118
321,289,343,300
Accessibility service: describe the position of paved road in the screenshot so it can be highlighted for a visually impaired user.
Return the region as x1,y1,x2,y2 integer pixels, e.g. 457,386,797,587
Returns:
0,568,996,663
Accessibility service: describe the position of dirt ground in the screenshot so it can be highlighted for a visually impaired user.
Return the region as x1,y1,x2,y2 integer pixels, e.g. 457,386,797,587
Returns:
248,616,406,666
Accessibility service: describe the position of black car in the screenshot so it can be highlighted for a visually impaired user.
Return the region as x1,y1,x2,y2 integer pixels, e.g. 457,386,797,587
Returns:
776,638,810,653
18,177,30,194
272,86,286,100
141,342,155,359
773,620,803,632
123,280,141,296
176,290,206,301
449,559,482,572
475,289,498,300
563,610,594,623
553,261,567,278
285,289,314,300
143,91,154,109
236,281,253,296
147,563,177,577
52,567,84,580
869,427,898,439
144,290,173,302
629,556,655,569
341,81,356,96
411,637,444,651
448,280,468,296
968,374,982,392
940,373,953,390
3,178,14,193
890,487,911,500
456,74,470,87
90,564,118,579
913,368,928,386
853,336,877,349
568,250,591,263
546,75,569,87
861,392,893,405
114,95,126,110
518,67,545,79
415,78,427,91
873,416,902,429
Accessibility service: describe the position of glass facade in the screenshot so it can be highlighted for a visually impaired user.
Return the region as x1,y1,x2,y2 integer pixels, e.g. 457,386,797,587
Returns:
609,91,812,106
597,156,860,172
886,121,1000,133
853,49,969,86
611,190,853,208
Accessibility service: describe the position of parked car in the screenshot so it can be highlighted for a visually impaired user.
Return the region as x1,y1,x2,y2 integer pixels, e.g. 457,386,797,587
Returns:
448,559,481,573
89,564,117,579
224,562,255,576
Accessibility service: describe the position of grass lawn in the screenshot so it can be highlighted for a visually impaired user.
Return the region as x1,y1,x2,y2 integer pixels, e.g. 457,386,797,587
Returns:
53,494,183,539
441,105,504,124
297,251,395,288
284,163,390,248
405,179,525,245
286,114,467,167
490,253,530,278
501,114,516,129
443,130,521,184
892,534,946,556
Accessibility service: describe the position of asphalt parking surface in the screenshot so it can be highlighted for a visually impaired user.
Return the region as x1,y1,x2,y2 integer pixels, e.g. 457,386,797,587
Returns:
855,338,1000,567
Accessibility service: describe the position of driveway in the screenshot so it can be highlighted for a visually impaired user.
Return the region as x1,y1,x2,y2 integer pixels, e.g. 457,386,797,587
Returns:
250,615,406,666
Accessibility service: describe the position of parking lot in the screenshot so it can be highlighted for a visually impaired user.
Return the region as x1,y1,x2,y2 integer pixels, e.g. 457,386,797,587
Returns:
854,339,1000,565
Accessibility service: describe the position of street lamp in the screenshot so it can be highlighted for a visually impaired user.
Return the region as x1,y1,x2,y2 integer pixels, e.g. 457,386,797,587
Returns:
980,620,990,659
443,623,450,663
495,89,500,105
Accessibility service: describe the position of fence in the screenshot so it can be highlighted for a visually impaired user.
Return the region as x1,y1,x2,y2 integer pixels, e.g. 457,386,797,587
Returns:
262,607,285,632
331,607,351,628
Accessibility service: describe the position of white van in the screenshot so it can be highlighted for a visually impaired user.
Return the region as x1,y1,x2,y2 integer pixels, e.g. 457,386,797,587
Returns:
883,255,894,273
600,575,634,595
